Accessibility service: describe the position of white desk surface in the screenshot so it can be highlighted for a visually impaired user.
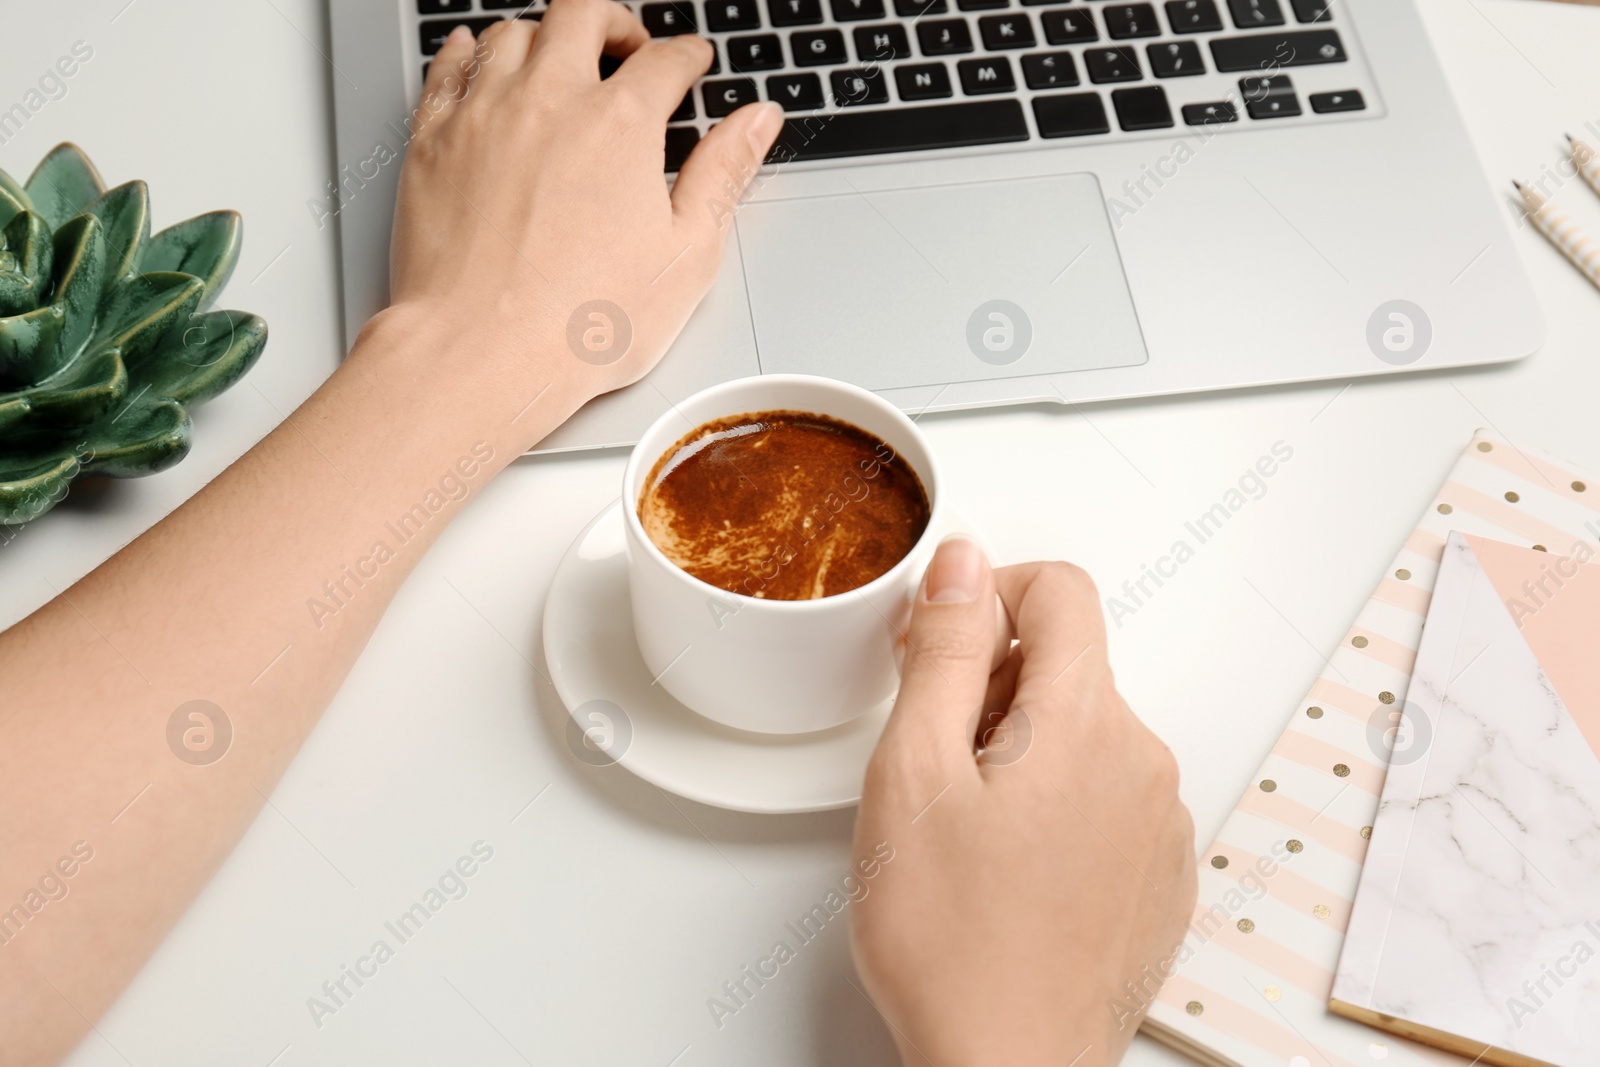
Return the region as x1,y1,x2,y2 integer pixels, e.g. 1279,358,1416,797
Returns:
6,1,1599,1063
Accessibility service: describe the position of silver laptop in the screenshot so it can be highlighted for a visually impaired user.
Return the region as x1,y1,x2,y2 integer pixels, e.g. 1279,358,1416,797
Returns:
329,0,1544,452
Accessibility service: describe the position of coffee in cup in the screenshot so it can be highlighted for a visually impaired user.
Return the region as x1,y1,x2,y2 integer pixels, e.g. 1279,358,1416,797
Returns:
637,410,930,601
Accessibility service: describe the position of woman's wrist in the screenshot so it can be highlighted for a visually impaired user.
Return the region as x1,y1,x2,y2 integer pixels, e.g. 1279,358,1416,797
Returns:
343,300,598,457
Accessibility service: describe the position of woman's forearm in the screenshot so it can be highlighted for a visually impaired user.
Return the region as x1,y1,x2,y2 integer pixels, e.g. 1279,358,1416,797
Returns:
0,307,580,1063
0,6,780,1057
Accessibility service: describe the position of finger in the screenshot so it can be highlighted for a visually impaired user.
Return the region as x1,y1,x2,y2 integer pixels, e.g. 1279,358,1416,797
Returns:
528,0,649,81
973,647,1024,752
880,536,999,777
670,100,783,234
470,16,538,82
993,561,1109,701
415,25,477,136
607,35,714,122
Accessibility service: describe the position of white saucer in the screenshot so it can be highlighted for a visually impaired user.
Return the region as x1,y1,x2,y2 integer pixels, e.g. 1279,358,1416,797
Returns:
544,501,981,814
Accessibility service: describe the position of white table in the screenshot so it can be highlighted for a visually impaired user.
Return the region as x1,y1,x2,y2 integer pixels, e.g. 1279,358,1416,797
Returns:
7,1,1600,1063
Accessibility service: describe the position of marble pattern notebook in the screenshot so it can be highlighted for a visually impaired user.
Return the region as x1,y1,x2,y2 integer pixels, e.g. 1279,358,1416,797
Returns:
1141,430,1600,1067
1331,533,1600,1067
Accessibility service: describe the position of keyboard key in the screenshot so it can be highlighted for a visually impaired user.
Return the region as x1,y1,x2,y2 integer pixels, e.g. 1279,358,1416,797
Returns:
1164,0,1221,33
1021,50,1078,88
792,29,848,65
959,0,1010,8
419,17,500,54
1209,29,1345,71
895,61,954,99
1111,85,1172,129
1290,0,1331,20
1104,4,1160,39
766,99,1028,161
642,2,698,34
728,34,785,70
1240,73,1297,118
703,77,760,116
1247,93,1299,118
918,19,974,54
1032,92,1109,137
706,0,762,30
958,56,1016,94
978,14,1036,49
1239,73,1290,100
481,0,536,7
1021,0,1067,5
1227,0,1283,27
1085,46,1140,82
1147,40,1202,76
707,41,723,73
670,92,695,121
768,72,826,108
1040,8,1098,44
854,24,912,60
831,0,885,18
418,0,472,14
831,67,891,105
768,0,823,25
665,127,699,172
1309,88,1363,112
1182,100,1237,125
896,0,948,15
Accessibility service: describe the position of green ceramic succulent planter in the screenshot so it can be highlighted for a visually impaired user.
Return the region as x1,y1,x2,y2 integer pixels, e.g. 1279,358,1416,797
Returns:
0,143,267,524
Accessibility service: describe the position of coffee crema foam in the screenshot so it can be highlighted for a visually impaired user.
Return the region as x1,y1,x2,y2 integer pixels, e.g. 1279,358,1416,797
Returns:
638,410,930,601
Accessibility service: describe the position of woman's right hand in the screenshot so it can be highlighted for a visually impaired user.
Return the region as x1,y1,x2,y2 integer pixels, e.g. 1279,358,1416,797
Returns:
377,3,784,446
851,542,1198,1066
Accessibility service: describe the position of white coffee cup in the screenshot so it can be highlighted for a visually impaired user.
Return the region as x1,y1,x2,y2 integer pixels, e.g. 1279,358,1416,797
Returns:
622,374,944,735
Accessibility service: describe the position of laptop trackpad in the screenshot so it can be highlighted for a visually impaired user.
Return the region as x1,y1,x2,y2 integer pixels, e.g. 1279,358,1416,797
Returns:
735,173,1147,391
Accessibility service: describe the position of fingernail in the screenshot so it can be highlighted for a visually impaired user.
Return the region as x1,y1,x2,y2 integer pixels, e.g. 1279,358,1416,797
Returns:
746,101,783,155
924,535,987,604
446,24,473,44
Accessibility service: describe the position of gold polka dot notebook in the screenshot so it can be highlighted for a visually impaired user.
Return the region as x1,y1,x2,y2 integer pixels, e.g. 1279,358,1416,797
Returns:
1143,429,1600,1067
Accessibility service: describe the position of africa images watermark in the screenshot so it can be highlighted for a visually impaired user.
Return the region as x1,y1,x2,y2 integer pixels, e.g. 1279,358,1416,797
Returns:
1105,42,1295,228
1504,920,1600,1030
1105,441,1295,628
1501,533,1598,629
1108,838,1298,1030
0,40,94,146
306,37,497,231
705,840,896,1031
306,442,495,629
305,840,496,1028
1507,116,1600,232
0,840,95,952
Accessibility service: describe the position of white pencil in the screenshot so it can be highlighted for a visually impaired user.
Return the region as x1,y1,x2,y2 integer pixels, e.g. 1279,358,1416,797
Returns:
1566,134,1600,202
1514,180,1600,292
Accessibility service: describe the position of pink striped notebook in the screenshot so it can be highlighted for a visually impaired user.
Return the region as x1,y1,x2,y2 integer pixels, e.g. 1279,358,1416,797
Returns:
1142,430,1600,1067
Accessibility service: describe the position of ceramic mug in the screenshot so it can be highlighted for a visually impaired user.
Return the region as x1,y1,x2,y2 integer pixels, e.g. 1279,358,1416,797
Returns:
621,374,944,735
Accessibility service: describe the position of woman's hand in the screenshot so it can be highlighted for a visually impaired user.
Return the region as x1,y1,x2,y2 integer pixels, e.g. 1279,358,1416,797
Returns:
378,5,783,437
851,541,1198,1067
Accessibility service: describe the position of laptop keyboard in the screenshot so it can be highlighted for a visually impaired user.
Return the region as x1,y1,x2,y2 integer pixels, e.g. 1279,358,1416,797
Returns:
415,0,1375,172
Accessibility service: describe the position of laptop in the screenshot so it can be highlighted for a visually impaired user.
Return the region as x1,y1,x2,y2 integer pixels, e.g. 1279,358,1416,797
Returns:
329,0,1544,452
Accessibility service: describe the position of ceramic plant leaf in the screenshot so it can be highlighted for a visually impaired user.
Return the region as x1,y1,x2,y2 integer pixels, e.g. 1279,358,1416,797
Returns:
0,169,28,229
23,143,104,231
0,210,53,316
0,143,268,524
